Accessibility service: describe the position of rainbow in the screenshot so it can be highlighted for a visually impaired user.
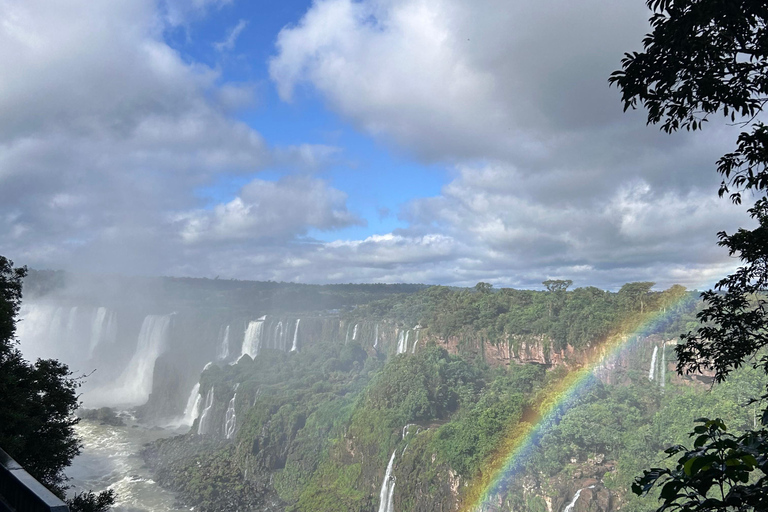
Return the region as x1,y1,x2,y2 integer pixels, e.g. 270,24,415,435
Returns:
460,295,693,512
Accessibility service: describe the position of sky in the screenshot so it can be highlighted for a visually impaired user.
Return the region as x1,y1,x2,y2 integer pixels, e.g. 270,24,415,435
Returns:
0,0,751,290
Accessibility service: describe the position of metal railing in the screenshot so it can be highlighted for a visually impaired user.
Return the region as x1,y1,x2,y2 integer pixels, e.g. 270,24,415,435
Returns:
0,448,69,512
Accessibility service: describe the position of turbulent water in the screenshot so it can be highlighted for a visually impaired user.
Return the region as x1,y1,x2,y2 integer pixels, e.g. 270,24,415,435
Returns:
67,418,188,512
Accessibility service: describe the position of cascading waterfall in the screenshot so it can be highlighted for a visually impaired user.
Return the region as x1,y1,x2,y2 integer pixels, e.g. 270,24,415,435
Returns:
648,346,658,381
378,450,397,512
197,387,215,435
373,323,379,349
224,393,237,439
275,321,284,351
95,314,171,407
411,329,420,354
88,307,108,358
345,323,352,345
217,325,230,360
18,303,112,367
242,318,265,359
564,485,595,512
291,319,300,352
181,383,201,426
396,331,406,354
352,323,359,341
66,306,78,333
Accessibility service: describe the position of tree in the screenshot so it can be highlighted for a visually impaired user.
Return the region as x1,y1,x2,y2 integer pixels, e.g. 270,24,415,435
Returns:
611,0,768,509
618,282,656,315
0,256,114,511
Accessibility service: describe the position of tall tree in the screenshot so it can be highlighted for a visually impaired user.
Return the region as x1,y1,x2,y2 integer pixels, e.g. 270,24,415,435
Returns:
0,256,114,511
611,0,768,509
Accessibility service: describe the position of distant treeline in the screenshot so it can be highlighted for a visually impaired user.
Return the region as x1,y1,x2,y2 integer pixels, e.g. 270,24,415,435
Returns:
347,281,700,350
21,269,429,314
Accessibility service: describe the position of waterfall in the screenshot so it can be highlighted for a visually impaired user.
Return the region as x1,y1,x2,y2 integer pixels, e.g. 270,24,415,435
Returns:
275,321,284,351
242,319,265,359
378,450,397,512
411,329,420,354
648,346,658,381
352,323,359,340
373,323,379,349
291,319,300,352
217,325,230,360
66,306,78,333
88,307,108,358
197,387,215,435
564,489,583,512
396,331,406,354
564,485,595,512
346,323,351,344
181,383,201,426
224,393,237,439
97,314,171,406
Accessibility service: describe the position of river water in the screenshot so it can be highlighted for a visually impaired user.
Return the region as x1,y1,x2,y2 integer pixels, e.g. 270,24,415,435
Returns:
66,418,189,512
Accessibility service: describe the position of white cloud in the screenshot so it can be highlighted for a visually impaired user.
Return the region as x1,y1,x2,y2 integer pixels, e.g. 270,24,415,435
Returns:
214,19,248,52
177,176,363,243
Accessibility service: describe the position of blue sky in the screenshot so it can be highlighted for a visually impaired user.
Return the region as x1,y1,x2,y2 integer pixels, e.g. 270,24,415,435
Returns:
0,0,751,289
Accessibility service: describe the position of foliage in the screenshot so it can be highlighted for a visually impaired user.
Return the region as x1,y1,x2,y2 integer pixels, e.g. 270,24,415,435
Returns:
348,281,699,352
611,1,768,510
0,256,115,510
633,419,768,511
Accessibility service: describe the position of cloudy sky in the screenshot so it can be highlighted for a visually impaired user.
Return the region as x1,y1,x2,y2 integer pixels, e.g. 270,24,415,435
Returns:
0,0,749,290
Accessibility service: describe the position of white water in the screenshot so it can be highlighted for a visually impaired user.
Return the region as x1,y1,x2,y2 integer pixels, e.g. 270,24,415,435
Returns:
291,319,300,352
224,393,237,439
217,325,230,360
411,329,419,354
68,419,188,512
88,307,108,358
179,383,201,427
197,387,215,435
648,346,658,381
564,485,595,512
352,323,359,340
373,323,379,349
242,319,265,359
87,314,171,407
396,331,406,354
378,450,397,512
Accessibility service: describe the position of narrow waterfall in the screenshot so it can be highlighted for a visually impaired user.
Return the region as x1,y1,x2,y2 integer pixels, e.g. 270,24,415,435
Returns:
291,319,300,352
181,383,201,426
275,321,284,351
378,450,397,512
197,387,215,435
217,325,230,360
648,346,658,381
396,331,406,354
346,323,352,344
411,329,420,354
105,314,171,406
564,485,595,512
563,489,583,512
242,319,265,359
105,310,117,339
404,331,410,353
352,323,359,341
66,306,78,333
660,345,666,388
224,393,237,439
373,323,379,349
88,307,108,357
